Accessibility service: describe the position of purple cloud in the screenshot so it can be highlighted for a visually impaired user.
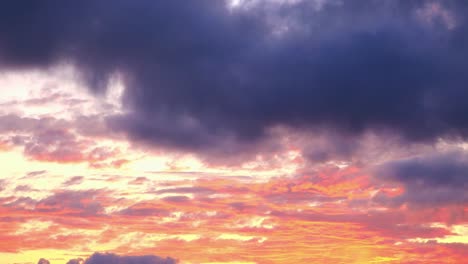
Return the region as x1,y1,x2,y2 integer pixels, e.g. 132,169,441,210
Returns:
82,253,176,264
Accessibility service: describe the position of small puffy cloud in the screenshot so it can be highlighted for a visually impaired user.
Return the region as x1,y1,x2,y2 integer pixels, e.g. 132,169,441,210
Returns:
66,258,84,264
38,258,50,264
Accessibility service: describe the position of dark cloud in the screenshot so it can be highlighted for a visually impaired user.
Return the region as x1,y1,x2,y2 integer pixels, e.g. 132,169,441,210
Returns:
81,253,176,264
374,151,468,207
1,1,468,152
39,253,176,264
38,258,50,264
66,258,83,264
378,151,468,187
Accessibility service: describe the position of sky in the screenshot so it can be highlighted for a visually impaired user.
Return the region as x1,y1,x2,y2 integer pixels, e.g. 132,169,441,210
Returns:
0,0,467,263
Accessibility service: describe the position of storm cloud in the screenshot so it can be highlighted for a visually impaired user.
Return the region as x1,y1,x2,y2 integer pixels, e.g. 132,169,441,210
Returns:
1,0,468,151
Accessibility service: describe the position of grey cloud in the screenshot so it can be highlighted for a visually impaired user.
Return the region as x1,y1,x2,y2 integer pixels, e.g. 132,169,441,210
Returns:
374,151,468,207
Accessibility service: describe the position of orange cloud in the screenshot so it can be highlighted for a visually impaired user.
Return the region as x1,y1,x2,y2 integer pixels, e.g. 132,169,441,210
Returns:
1,166,466,263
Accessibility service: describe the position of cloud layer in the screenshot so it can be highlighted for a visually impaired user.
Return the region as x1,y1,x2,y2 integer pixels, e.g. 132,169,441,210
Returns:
0,1,467,263
40,253,176,264
1,1,468,151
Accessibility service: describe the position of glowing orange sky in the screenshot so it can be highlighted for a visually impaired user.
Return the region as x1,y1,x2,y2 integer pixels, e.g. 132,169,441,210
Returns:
0,69,467,264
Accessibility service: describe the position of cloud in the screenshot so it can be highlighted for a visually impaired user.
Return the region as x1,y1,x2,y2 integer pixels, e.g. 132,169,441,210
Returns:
34,190,105,217
38,258,50,264
155,187,214,195
378,151,468,187
374,151,468,207
0,179,7,192
66,258,84,264
25,170,47,178
81,252,176,264
63,176,84,186
38,254,176,264
162,196,191,203
23,128,87,163
0,114,123,166
2,170,465,262
0,1,468,153
14,184,37,192
118,202,170,217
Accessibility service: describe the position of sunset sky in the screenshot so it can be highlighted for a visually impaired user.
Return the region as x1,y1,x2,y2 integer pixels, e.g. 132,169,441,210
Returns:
0,1,467,263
